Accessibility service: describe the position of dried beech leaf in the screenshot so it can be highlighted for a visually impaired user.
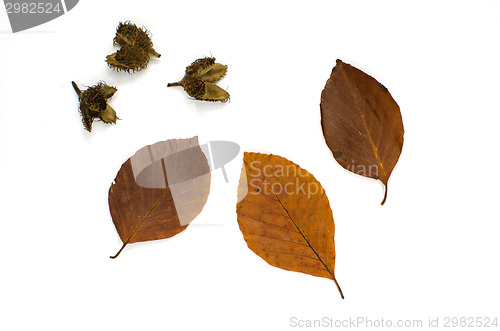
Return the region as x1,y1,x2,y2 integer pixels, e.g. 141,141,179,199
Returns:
236,152,343,299
320,60,404,205
168,57,230,102
108,137,211,258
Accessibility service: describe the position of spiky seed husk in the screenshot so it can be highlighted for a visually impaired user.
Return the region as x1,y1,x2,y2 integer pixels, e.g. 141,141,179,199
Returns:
100,105,119,124
185,57,227,82
185,57,215,75
202,82,230,102
107,21,160,73
182,78,230,102
114,21,141,47
106,46,150,73
183,76,207,100
81,108,93,132
114,21,160,57
72,81,119,132
97,83,118,99
168,57,230,102
198,63,228,83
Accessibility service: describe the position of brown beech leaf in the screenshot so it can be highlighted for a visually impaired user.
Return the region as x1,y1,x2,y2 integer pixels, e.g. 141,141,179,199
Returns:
236,152,343,299
108,137,211,258
321,60,404,205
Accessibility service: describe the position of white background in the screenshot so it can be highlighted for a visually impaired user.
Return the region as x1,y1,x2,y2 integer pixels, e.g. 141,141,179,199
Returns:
1,1,499,330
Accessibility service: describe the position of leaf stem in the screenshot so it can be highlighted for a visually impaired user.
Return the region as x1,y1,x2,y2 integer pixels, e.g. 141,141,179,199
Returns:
333,275,345,299
110,242,127,259
380,182,388,205
109,188,169,259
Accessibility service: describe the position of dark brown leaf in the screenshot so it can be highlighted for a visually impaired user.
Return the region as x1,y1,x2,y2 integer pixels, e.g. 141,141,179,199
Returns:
236,152,343,298
108,137,211,258
320,60,404,204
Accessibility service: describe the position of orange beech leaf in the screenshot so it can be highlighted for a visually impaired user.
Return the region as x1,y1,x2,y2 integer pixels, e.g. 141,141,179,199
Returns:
236,152,343,299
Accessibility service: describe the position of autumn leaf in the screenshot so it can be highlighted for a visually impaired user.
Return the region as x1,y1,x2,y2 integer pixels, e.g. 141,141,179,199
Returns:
108,137,211,258
320,60,404,205
236,152,343,299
